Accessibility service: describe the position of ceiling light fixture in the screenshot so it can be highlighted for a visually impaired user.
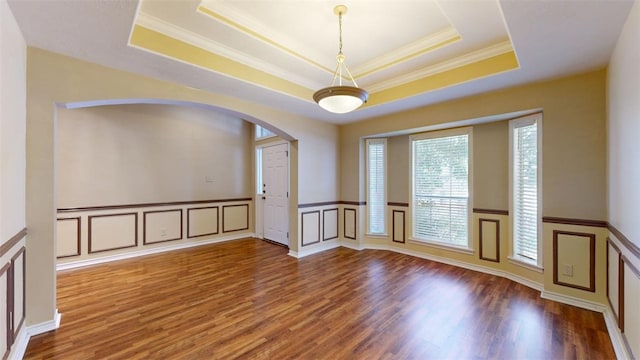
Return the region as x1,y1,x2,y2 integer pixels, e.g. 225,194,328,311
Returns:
313,5,368,114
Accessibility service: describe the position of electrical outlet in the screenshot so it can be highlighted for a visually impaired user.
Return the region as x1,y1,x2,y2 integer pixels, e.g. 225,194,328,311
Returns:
562,264,573,277
205,176,213,183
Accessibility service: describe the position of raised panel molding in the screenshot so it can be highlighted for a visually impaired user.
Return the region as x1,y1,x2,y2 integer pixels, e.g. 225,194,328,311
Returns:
621,256,640,358
144,209,183,244
1,262,10,359
301,211,320,247
10,248,26,341
392,210,405,243
344,208,356,240
322,208,339,241
187,206,219,238
553,230,596,292
56,217,81,258
479,218,500,262
88,213,138,254
222,204,250,233
607,238,622,327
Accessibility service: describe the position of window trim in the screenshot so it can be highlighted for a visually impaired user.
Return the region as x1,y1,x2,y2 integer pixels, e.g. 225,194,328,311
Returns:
366,138,388,236
508,113,543,269
255,124,277,140
409,126,474,250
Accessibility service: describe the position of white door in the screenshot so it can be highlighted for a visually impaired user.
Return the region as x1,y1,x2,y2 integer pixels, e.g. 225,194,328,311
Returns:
262,143,289,246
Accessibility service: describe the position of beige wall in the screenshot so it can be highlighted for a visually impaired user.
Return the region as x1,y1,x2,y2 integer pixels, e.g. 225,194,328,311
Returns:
26,48,339,325
341,70,607,221
1,1,26,242
57,104,252,208
608,0,639,248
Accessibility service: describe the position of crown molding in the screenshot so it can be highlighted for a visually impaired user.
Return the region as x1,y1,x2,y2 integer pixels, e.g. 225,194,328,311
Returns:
352,27,461,79
135,12,321,89
367,40,516,93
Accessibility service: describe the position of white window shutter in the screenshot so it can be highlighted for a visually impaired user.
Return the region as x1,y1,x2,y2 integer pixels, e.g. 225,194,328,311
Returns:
513,121,538,261
367,139,386,234
412,131,469,247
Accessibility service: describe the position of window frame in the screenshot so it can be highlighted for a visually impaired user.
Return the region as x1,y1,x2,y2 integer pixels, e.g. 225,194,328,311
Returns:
508,113,543,270
255,124,276,140
409,127,473,251
366,138,388,236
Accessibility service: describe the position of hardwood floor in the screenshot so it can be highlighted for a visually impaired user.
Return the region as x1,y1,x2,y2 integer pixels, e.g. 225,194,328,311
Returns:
25,238,615,359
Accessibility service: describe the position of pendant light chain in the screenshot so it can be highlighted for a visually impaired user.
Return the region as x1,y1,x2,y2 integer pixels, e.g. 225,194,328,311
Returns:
338,11,343,56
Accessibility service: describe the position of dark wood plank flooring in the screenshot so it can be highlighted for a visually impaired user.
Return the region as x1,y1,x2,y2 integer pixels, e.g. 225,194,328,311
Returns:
25,238,615,359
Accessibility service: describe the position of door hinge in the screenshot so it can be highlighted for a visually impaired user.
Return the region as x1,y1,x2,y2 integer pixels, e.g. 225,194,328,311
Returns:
287,232,289,239
287,191,289,198
285,150,288,157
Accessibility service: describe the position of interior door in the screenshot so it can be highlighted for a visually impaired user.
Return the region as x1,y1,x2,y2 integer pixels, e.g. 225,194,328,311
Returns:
262,143,289,246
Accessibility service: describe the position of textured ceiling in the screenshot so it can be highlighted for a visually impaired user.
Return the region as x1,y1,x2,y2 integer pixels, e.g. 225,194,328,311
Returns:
7,0,636,124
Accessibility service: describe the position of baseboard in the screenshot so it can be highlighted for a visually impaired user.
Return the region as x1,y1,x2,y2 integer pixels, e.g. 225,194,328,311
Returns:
384,244,544,291
289,240,340,258
57,233,254,270
603,307,631,360
540,291,606,312
339,240,364,251
8,310,61,360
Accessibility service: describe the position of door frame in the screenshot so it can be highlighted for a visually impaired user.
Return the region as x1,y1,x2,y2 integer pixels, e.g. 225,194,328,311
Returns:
255,140,290,243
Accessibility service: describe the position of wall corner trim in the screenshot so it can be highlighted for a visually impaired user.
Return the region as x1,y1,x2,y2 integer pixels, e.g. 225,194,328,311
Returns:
603,306,633,360
10,310,62,360
540,291,605,312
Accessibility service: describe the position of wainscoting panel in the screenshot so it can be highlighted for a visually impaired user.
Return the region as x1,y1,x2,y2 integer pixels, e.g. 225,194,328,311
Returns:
222,204,250,233
301,211,320,246
56,217,81,258
392,210,405,243
144,209,182,244
88,213,138,253
479,219,500,262
11,248,25,339
322,208,338,241
622,258,640,357
607,239,621,324
344,208,356,240
187,207,218,239
1,262,8,359
553,230,595,292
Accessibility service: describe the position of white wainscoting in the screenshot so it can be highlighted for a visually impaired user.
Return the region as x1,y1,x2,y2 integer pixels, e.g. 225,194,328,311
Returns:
56,198,253,269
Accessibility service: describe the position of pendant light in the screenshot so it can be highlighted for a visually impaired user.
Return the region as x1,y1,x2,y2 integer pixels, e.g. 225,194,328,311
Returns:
313,5,368,114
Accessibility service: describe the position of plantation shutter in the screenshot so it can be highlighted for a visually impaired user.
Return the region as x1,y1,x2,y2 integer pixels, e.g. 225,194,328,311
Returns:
413,133,469,246
513,121,538,261
367,139,386,234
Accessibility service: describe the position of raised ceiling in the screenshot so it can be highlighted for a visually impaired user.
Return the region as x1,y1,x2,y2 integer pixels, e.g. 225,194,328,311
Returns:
7,0,636,124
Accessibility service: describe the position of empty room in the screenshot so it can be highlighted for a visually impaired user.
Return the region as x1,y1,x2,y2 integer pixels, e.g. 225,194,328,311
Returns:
1,0,639,359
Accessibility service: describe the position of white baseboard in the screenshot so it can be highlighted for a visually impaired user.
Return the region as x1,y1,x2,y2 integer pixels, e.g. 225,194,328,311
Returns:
603,307,631,360
289,240,340,258
339,240,364,251
57,233,254,270
9,310,61,360
540,291,606,312
387,244,544,291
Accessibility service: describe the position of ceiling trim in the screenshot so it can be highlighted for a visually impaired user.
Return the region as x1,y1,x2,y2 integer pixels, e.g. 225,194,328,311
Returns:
197,3,462,82
366,50,519,108
129,25,314,102
352,27,461,79
368,41,516,92
129,24,519,111
197,5,334,75
136,12,321,89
